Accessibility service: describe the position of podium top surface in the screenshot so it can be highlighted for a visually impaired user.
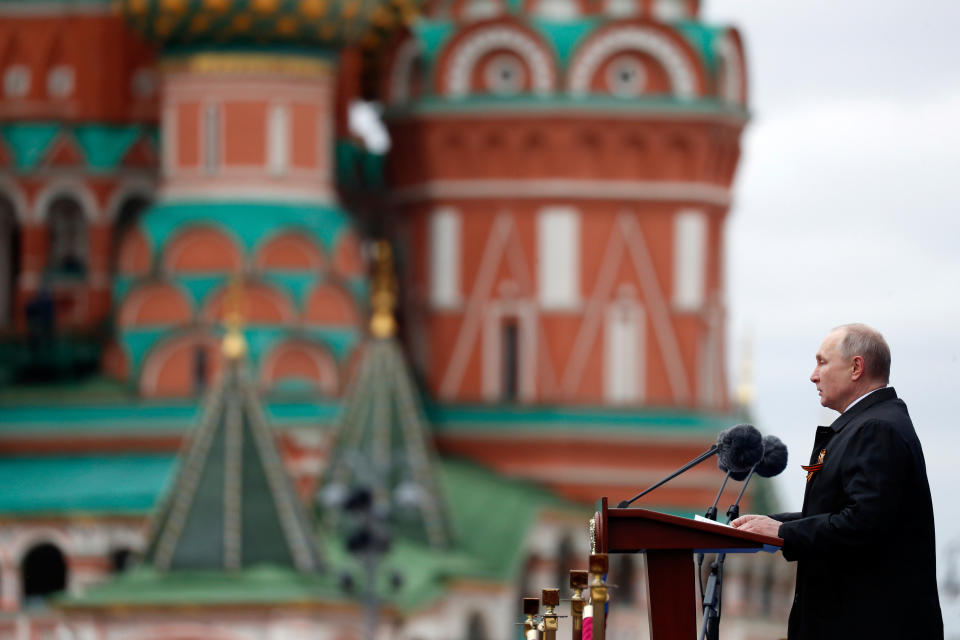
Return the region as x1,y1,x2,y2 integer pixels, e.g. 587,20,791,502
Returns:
594,499,783,554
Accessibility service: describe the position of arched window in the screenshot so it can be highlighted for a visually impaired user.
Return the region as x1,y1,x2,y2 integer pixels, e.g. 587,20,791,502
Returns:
465,611,489,640
21,543,67,606
47,196,87,277
0,194,19,330
111,196,150,274
111,548,134,573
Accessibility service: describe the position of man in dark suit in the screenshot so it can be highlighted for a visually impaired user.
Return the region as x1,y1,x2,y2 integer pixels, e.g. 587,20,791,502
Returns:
732,323,942,639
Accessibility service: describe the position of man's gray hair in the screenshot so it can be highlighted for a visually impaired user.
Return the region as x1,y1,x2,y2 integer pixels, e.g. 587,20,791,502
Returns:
834,323,891,384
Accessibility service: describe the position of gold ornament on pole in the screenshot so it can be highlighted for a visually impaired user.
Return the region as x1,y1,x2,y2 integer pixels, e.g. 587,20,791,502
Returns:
369,239,397,339
222,276,248,360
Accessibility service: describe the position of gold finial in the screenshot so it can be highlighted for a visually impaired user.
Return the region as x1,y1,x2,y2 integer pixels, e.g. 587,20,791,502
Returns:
369,240,397,339
222,277,248,360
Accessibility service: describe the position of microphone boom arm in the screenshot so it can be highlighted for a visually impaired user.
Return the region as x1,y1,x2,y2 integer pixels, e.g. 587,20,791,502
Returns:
617,445,718,509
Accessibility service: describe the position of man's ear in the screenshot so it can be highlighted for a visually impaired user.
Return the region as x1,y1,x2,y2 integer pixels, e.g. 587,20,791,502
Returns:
850,355,865,381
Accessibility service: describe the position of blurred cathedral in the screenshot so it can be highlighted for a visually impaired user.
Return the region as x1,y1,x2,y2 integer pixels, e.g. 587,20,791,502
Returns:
0,0,795,638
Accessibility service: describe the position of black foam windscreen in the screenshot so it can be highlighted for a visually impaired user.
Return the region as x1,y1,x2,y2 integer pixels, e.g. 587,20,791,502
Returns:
756,435,788,478
716,424,763,473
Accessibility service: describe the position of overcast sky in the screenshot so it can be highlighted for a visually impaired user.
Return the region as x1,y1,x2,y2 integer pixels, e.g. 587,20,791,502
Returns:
703,0,960,631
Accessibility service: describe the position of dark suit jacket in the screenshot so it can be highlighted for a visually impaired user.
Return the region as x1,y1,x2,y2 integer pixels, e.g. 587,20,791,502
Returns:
771,387,942,640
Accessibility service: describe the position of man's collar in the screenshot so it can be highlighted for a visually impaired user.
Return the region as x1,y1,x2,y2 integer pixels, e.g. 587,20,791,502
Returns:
844,385,888,413
828,386,897,432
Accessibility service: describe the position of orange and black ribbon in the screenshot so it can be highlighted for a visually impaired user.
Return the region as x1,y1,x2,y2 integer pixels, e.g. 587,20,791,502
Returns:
802,449,827,482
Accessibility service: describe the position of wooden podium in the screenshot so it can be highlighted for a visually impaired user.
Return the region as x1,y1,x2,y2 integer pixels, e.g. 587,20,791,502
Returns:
592,497,782,640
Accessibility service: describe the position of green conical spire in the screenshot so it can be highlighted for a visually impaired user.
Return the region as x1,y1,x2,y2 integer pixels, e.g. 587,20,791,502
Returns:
321,242,451,548
143,335,323,572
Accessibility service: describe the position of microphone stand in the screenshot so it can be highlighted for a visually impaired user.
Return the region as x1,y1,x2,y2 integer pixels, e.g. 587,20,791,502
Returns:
699,463,759,640
617,445,718,508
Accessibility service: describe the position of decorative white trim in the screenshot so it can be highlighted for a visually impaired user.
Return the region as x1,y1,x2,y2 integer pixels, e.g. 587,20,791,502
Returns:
439,215,512,399
389,38,422,105
559,213,690,403
160,183,336,204
446,27,555,97
482,301,537,402
604,298,645,404
260,340,338,393
620,214,690,402
8,527,73,562
104,177,156,223
714,34,744,105
392,179,730,207
568,26,697,98
139,332,219,396
652,0,688,20
46,65,75,98
118,281,193,327
33,178,99,223
0,177,30,225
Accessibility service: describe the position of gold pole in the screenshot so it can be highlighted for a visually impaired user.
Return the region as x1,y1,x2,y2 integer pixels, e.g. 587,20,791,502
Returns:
523,597,540,640
589,554,609,640
541,588,559,640
570,570,588,640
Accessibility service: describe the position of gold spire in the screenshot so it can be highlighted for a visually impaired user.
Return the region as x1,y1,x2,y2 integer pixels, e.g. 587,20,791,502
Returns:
222,277,248,360
369,240,397,339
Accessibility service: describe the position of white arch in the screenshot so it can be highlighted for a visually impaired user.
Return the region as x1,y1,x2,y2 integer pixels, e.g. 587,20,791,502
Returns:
139,330,220,396
104,177,156,224
0,177,29,225
388,38,422,105
568,26,697,98
445,26,555,97
714,33,744,105
260,339,339,393
33,178,99,223
10,527,73,563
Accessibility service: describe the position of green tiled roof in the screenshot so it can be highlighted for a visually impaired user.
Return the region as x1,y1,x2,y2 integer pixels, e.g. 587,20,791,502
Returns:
384,95,748,119
143,359,323,572
321,338,453,549
426,402,740,436
439,458,583,581
60,566,345,608
0,395,341,436
0,455,177,515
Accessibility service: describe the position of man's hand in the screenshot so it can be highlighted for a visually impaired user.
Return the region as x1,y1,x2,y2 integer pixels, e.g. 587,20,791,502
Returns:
730,514,782,538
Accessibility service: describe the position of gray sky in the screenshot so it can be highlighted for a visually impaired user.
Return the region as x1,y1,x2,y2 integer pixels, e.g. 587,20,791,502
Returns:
704,0,960,632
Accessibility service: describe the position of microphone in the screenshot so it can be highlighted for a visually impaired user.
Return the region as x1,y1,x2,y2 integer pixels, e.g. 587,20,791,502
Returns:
704,425,764,520
724,435,788,523
617,424,762,509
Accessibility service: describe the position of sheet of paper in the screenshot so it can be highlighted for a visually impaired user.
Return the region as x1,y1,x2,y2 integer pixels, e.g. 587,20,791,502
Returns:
694,514,733,528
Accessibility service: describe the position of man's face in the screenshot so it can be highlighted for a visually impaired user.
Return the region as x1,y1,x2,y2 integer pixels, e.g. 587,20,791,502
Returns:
810,330,856,412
